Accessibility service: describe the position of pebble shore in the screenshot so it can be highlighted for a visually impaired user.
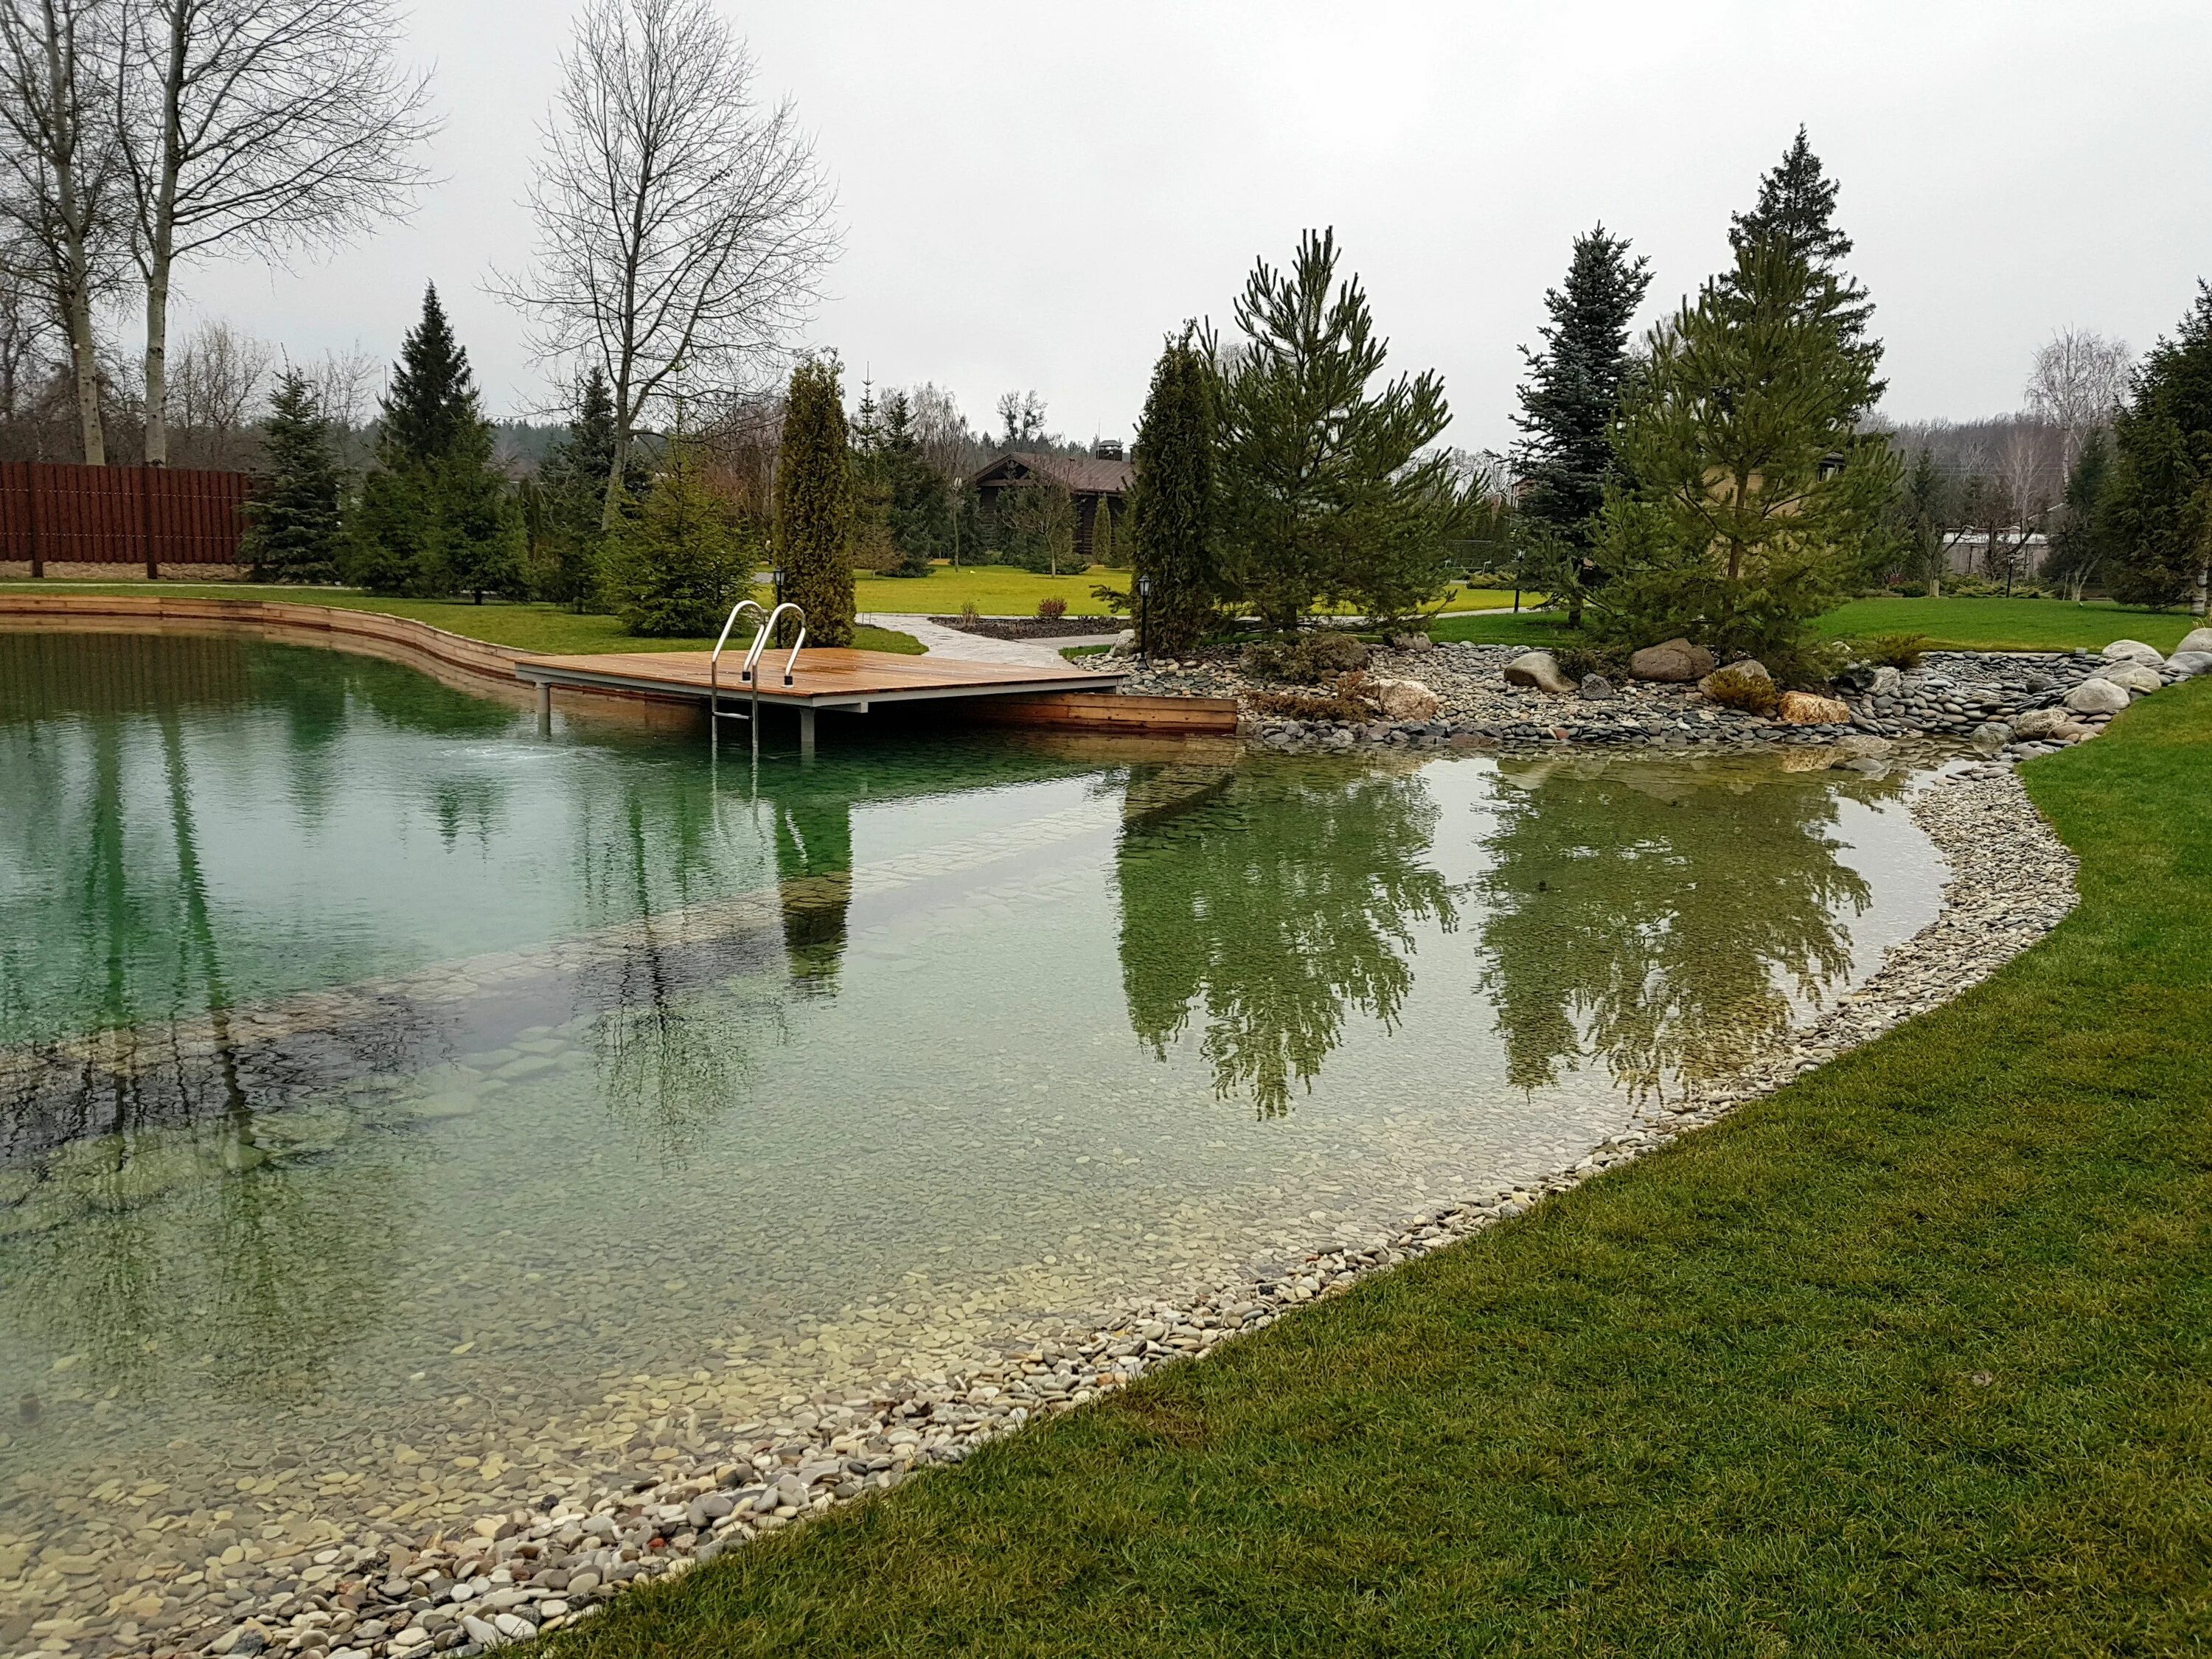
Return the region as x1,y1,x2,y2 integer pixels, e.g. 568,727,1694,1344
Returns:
38,762,2074,1659
1097,640,2192,762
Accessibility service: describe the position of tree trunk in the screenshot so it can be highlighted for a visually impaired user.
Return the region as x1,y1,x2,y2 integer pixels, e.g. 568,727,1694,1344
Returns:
42,0,102,465
65,273,104,465
141,11,188,467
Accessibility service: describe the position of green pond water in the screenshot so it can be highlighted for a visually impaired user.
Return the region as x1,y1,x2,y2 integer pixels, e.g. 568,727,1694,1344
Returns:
0,631,1948,1645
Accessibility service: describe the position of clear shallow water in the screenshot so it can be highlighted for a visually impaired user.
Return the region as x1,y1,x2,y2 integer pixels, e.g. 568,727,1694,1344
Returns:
0,632,1946,1648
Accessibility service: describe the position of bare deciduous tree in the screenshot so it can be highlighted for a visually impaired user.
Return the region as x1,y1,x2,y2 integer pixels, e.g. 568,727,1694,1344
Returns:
163,316,265,465
497,0,838,528
0,0,123,463
114,0,436,465
0,245,60,422
2025,326,2132,469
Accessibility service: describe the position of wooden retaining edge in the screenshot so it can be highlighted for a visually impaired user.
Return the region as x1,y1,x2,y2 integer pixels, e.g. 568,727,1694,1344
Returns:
0,592,527,686
968,690,1241,737
0,594,1246,737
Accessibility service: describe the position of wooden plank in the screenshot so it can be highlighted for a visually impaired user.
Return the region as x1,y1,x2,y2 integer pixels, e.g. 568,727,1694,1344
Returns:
513,646,1130,706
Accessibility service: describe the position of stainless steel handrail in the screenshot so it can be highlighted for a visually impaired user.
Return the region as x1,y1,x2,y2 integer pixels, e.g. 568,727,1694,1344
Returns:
743,602,807,688
708,599,768,722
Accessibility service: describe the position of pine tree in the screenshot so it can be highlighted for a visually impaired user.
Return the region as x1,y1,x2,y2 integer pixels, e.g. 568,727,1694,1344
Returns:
532,368,625,608
241,371,342,583
1129,326,1220,655
1511,225,1653,626
1726,127,1884,408
1590,240,1899,677
2045,428,2112,599
602,437,750,636
1217,229,1466,628
346,285,521,599
776,355,855,646
2101,282,2212,613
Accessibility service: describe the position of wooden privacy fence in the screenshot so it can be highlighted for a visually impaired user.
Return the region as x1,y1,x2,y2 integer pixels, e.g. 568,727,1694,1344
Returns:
0,462,252,576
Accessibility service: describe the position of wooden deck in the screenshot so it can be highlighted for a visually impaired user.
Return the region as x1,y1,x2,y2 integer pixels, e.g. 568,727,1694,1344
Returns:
510,646,1128,710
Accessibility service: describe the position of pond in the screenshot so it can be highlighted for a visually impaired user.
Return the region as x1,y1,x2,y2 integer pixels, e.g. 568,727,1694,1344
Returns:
0,631,1949,1649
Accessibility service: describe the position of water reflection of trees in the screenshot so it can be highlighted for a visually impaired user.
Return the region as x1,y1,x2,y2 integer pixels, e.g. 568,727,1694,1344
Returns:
1474,757,1902,1099
1116,760,1458,1116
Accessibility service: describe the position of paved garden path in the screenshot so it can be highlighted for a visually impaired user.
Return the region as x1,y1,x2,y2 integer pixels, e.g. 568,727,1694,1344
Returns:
860,612,1128,669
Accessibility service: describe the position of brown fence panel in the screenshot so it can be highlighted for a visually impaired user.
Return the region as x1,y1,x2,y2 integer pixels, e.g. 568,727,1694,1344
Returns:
0,462,251,573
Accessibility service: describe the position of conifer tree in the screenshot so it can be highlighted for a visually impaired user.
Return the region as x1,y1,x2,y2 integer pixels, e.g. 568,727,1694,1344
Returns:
1511,225,1652,625
1089,496,1112,566
877,392,950,575
602,437,748,636
1590,240,1898,677
1217,229,1467,628
2101,282,2212,613
1129,325,1220,655
242,371,342,583
532,367,625,608
775,355,855,645
2045,428,2112,599
346,284,521,599
1726,128,1883,408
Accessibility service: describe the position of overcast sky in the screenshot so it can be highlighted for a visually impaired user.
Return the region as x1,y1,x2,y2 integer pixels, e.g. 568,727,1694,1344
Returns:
172,0,2212,451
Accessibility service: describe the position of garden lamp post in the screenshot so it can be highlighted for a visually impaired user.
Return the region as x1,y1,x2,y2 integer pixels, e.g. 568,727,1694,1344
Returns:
1137,574,1152,663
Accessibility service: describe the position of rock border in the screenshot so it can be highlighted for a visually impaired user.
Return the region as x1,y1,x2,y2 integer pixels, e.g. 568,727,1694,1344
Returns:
151,765,2078,1659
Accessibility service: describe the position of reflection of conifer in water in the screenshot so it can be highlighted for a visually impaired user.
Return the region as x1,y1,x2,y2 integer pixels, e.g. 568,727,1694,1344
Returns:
1475,759,1899,1099
771,796,852,998
1116,761,1458,1117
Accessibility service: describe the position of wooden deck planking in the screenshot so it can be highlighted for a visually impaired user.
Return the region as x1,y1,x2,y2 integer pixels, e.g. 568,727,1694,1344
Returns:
511,647,1129,709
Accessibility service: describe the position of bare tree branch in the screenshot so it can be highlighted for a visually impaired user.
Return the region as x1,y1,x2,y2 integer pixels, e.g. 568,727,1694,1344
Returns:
113,0,437,464
2025,326,2132,470
493,0,839,527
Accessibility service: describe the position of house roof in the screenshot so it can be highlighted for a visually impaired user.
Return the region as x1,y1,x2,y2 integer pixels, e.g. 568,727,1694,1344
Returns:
970,451,1133,495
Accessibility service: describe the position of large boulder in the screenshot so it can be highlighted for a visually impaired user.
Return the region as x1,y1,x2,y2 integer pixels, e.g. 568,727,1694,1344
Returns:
1503,651,1577,695
1696,658,1770,697
1969,720,2014,755
1370,677,1441,722
2177,627,2212,655
2104,661,2163,695
2102,639,2165,667
2013,706,2076,740
1778,691,1852,726
2166,650,2212,678
1871,664,1904,696
1628,638,1717,682
1831,734,1896,761
2064,677,2132,714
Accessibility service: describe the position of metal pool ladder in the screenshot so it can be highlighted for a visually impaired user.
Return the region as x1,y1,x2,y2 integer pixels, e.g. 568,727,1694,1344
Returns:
708,599,807,759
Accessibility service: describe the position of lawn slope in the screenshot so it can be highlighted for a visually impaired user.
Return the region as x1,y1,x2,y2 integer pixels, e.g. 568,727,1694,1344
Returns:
545,684,2212,1657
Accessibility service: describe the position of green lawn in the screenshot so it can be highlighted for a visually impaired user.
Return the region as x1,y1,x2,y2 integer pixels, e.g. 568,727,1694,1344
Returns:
0,582,925,655
545,685,2212,1655
1819,594,2206,653
1429,594,2208,656
856,566,1521,619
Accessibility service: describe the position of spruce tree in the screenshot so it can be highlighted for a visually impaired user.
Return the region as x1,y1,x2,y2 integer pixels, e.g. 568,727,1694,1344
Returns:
1511,225,1652,626
1590,240,1899,677
2101,282,2212,613
1727,127,1884,408
346,284,521,599
878,392,950,575
1216,229,1466,628
775,355,855,646
242,370,342,583
532,368,625,608
1089,496,1112,566
602,437,749,636
1129,325,1220,655
2045,428,2112,599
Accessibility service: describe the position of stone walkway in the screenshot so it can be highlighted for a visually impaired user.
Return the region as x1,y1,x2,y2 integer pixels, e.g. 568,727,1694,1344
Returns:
861,613,1129,669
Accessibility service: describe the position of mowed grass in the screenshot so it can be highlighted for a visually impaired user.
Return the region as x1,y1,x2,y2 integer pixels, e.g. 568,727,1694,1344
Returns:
1818,594,2206,653
0,582,925,655
1429,594,2207,655
542,684,2212,1657
856,565,1523,619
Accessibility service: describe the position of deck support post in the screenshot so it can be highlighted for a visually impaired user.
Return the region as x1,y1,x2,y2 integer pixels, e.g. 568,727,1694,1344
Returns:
797,706,816,759
535,680,552,735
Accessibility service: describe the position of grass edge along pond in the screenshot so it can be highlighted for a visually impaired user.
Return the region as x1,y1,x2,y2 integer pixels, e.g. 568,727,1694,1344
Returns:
540,681,2212,1657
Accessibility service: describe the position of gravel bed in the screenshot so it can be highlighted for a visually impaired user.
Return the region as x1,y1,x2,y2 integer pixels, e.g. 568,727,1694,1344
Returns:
1088,639,2204,764
110,769,2079,1659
